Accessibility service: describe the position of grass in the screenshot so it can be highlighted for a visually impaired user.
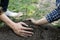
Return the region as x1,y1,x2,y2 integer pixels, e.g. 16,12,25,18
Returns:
0,0,60,28
8,0,52,19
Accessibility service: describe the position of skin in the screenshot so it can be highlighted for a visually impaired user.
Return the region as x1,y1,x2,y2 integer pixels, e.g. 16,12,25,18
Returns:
0,12,33,37
27,17,49,25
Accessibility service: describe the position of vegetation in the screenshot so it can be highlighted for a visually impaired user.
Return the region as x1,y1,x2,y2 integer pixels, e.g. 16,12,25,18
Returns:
0,0,60,28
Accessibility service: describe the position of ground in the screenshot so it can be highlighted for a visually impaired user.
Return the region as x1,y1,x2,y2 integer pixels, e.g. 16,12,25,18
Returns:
0,0,60,40
0,20,60,40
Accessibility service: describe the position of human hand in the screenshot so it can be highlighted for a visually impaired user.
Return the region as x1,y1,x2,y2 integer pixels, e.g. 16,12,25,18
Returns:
26,18,38,25
11,22,33,37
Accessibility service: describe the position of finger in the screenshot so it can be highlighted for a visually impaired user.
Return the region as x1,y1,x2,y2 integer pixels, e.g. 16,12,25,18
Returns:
22,27,33,30
18,30,33,37
26,18,35,23
23,33,33,37
19,33,28,37
27,18,35,20
20,22,28,27
26,33,33,36
21,33,32,37
21,30,34,34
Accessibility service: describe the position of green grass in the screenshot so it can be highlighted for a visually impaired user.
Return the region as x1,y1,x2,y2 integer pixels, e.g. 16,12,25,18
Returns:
8,0,51,19
1,0,60,27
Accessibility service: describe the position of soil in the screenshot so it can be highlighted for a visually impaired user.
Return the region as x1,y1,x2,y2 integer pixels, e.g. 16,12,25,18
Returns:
0,20,60,40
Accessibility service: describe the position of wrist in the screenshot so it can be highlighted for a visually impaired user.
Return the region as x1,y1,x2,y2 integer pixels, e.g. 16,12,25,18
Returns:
0,14,16,29
8,22,16,29
33,17,48,25
36,17,48,25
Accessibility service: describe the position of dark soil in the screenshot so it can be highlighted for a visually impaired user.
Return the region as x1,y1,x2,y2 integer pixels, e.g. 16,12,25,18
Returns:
0,20,60,40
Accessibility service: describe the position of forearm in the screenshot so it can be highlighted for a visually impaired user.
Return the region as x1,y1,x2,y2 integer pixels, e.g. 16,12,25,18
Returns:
35,5,60,25
34,17,49,25
0,13,15,28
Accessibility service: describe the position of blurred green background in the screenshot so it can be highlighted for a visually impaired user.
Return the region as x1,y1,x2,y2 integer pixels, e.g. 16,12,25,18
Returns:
8,0,56,20
1,0,60,27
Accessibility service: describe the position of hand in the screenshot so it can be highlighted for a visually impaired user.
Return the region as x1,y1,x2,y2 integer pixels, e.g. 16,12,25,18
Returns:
26,18,49,25
26,18,38,25
11,22,33,37
0,13,33,37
